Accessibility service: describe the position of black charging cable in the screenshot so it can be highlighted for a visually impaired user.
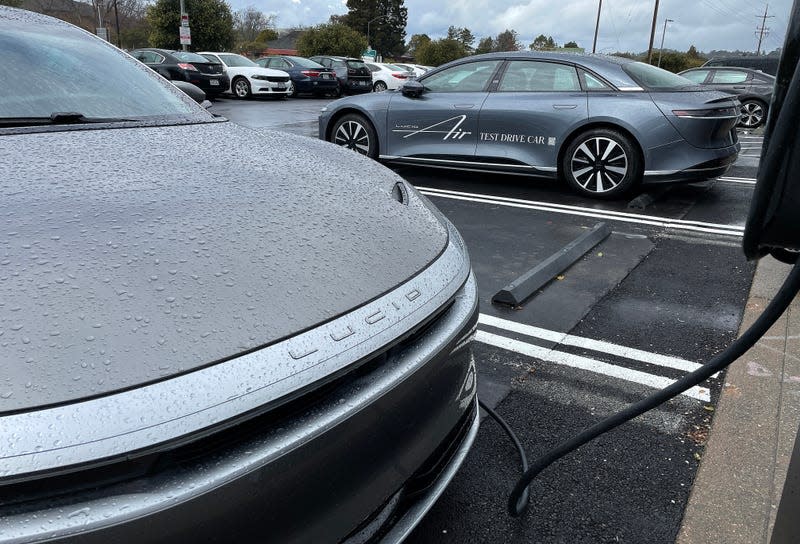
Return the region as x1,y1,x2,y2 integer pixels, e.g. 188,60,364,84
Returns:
480,261,800,517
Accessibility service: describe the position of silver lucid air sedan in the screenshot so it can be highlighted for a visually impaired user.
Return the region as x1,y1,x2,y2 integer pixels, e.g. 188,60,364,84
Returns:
319,52,742,198
0,8,478,543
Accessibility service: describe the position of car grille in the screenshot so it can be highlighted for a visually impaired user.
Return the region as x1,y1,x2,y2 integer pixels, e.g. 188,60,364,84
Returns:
267,76,290,83
0,298,456,510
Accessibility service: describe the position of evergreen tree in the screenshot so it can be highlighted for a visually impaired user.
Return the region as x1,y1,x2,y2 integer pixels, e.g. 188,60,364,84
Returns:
345,0,407,57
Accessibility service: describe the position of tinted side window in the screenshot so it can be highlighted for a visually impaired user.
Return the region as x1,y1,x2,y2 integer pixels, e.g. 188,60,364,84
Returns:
422,60,501,92
582,71,611,90
681,70,710,83
498,61,580,92
711,70,749,84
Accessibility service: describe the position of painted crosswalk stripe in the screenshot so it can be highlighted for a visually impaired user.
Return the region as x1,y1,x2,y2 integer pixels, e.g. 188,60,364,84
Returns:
476,330,711,402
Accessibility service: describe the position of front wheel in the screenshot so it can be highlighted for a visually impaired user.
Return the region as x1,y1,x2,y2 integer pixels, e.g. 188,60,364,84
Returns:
561,129,642,199
739,99,766,129
373,81,387,92
330,114,378,158
232,77,251,99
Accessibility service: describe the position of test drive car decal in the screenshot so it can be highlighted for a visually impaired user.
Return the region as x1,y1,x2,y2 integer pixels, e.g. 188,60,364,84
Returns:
392,115,472,140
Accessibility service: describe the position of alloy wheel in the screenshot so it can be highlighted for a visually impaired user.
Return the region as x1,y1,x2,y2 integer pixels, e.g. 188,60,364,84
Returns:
569,136,629,194
334,121,371,155
740,101,764,128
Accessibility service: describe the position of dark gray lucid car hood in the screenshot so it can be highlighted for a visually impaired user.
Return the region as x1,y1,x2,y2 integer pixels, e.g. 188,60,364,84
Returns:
0,121,447,413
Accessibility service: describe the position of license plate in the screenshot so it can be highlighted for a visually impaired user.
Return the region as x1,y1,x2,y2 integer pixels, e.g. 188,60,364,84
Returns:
273,84,286,90
209,79,219,86
322,74,331,79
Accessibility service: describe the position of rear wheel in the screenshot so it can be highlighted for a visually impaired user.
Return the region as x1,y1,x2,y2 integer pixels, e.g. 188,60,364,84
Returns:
561,128,642,198
739,99,766,129
330,114,378,158
373,81,387,92
232,77,251,99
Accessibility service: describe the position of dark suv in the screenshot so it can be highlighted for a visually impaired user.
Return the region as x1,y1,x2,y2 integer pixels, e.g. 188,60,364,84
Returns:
308,55,373,95
131,48,229,98
679,66,775,129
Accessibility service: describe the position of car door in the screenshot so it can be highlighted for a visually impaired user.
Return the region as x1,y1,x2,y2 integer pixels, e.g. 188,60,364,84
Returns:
385,59,502,159
706,68,751,95
476,60,587,170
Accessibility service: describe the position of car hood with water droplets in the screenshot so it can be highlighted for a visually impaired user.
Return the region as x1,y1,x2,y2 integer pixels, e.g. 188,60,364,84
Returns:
0,121,447,412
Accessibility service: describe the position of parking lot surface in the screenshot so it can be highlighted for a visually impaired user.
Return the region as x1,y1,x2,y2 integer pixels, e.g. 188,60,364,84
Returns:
212,96,762,543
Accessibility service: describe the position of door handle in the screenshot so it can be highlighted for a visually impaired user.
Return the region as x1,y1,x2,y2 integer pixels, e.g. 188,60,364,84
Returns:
553,104,577,109
453,104,475,109
732,86,746,89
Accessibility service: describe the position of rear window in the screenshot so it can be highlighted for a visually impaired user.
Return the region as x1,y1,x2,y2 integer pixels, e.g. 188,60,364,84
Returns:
287,56,324,68
346,60,367,70
622,62,695,90
173,52,211,63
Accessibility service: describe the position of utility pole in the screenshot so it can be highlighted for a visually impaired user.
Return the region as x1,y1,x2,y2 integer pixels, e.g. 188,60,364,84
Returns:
647,0,660,64
755,3,774,55
592,0,603,54
658,18,674,67
179,0,189,51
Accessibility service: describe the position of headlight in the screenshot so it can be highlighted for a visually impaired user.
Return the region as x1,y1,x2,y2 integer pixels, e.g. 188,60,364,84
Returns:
251,75,269,80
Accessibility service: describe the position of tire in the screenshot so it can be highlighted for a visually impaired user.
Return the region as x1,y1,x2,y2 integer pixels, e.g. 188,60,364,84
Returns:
330,114,378,158
561,128,642,198
739,99,766,129
232,77,251,99
330,85,342,98
373,80,388,92
288,81,297,98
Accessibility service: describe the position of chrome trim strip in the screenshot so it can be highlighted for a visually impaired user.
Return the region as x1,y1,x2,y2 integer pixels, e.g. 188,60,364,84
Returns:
382,400,480,544
380,155,556,172
617,86,645,91
0,272,480,542
0,222,471,480
673,115,740,120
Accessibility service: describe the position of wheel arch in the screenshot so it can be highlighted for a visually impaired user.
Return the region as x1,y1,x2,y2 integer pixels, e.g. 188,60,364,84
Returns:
557,121,645,178
324,107,385,153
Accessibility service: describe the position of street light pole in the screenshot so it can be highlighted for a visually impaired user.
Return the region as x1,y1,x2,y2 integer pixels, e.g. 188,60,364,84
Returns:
592,0,603,53
657,18,673,67
179,0,188,51
647,0,660,63
367,15,386,52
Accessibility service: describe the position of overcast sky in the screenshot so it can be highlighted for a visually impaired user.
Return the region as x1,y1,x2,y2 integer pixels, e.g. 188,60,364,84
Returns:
229,0,792,54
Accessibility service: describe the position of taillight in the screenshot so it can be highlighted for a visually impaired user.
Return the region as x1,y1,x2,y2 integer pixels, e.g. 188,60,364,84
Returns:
672,107,739,119
177,63,198,71
391,72,408,79
301,70,321,78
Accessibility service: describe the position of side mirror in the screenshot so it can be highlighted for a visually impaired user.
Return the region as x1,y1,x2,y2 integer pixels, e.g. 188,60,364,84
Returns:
401,80,425,98
171,80,207,104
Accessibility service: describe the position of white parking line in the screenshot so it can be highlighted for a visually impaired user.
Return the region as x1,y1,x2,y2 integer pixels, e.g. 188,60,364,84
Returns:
479,314,714,375
476,330,711,402
418,187,745,237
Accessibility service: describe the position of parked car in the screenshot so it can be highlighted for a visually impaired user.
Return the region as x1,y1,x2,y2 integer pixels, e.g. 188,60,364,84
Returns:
308,55,373,95
365,61,411,92
679,66,774,129
320,52,742,198
393,63,428,77
198,51,291,99
703,56,779,76
130,48,229,98
255,55,339,97
0,6,479,543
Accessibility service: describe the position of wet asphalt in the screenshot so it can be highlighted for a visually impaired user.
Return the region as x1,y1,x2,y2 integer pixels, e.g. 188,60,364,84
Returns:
212,95,761,543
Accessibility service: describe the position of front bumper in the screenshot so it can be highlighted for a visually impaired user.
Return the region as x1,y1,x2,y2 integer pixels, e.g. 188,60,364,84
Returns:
0,221,478,544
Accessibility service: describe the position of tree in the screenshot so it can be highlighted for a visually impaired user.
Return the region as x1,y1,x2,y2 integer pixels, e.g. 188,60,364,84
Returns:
296,23,367,58
256,28,279,43
0,0,24,7
406,33,431,55
474,36,495,55
147,0,234,51
345,0,408,57
447,26,475,53
415,38,467,66
233,6,276,44
564,40,579,49
687,45,701,59
530,34,556,51
495,29,520,52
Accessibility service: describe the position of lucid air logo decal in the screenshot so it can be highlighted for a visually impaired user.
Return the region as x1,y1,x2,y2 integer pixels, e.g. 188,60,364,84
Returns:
287,288,424,361
392,115,472,140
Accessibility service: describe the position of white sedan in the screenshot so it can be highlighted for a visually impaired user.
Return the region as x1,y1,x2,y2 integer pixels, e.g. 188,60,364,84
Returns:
199,52,292,99
393,63,428,78
364,62,410,92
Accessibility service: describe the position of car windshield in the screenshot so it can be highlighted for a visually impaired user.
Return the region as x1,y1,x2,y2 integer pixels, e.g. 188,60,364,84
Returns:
173,51,213,63
346,60,367,69
287,56,324,68
622,62,696,90
383,64,404,71
1,18,197,120
217,53,258,67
